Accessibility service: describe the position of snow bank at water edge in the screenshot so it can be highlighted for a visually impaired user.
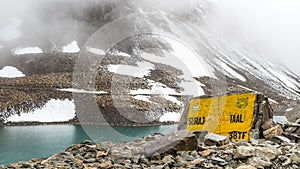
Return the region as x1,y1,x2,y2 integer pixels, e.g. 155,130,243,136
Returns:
0,66,25,78
159,112,181,122
6,99,76,123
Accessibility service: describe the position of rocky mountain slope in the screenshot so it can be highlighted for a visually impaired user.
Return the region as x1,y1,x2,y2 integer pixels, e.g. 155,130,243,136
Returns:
0,0,299,124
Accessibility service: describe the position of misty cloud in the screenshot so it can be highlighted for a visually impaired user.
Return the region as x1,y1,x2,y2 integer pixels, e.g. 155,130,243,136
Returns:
208,0,300,75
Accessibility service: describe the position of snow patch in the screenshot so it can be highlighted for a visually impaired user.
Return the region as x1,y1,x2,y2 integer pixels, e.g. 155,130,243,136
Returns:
58,88,107,94
87,47,106,55
286,108,294,112
133,95,151,102
140,37,208,96
0,66,25,78
130,80,178,95
217,59,246,82
169,38,212,78
268,98,278,104
107,61,155,78
237,85,256,92
6,99,76,123
63,41,80,53
14,47,43,55
269,69,298,90
163,95,182,106
118,52,131,57
159,112,180,122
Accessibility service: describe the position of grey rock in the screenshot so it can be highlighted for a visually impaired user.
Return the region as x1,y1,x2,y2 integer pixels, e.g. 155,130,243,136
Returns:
81,140,93,145
236,165,256,169
235,141,252,147
175,155,184,163
86,144,96,149
191,150,198,157
188,158,205,166
150,160,163,165
110,150,132,160
84,152,95,159
140,155,149,164
144,130,197,157
21,163,32,168
83,158,96,163
212,157,228,166
162,155,174,164
233,146,255,159
271,136,291,144
291,152,300,164
131,155,140,164
255,146,281,160
263,125,283,139
150,165,164,169
151,152,161,161
131,164,141,169
204,133,230,146
184,155,195,161
279,155,292,166
212,157,226,163
247,157,272,168
99,161,113,168
123,159,132,164
193,130,208,142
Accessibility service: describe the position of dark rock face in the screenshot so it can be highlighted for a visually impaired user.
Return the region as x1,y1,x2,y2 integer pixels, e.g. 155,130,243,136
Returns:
144,130,197,157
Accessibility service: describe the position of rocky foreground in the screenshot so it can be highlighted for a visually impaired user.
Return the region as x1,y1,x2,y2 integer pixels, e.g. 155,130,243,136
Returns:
1,130,300,169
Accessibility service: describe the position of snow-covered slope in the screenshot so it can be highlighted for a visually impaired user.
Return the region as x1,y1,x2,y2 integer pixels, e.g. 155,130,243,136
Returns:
200,34,300,100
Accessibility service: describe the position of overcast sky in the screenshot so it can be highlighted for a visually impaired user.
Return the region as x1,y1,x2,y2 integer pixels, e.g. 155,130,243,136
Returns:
210,0,300,75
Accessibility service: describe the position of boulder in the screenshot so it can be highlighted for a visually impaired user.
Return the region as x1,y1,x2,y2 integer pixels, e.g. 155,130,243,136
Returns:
291,152,300,164
162,155,175,164
271,136,291,144
263,125,283,139
255,146,281,160
247,157,272,168
199,149,212,157
188,158,206,167
237,165,256,169
144,130,197,157
99,161,112,168
204,133,230,146
233,146,255,159
192,130,208,142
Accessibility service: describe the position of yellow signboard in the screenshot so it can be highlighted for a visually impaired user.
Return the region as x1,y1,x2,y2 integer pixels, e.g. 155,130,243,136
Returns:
186,93,257,141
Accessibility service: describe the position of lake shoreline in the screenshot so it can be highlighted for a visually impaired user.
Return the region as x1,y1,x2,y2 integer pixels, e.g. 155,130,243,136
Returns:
1,130,298,168
0,124,178,165
0,120,177,127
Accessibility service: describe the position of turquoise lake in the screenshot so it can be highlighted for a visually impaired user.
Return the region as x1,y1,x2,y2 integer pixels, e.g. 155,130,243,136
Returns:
0,124,177,165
